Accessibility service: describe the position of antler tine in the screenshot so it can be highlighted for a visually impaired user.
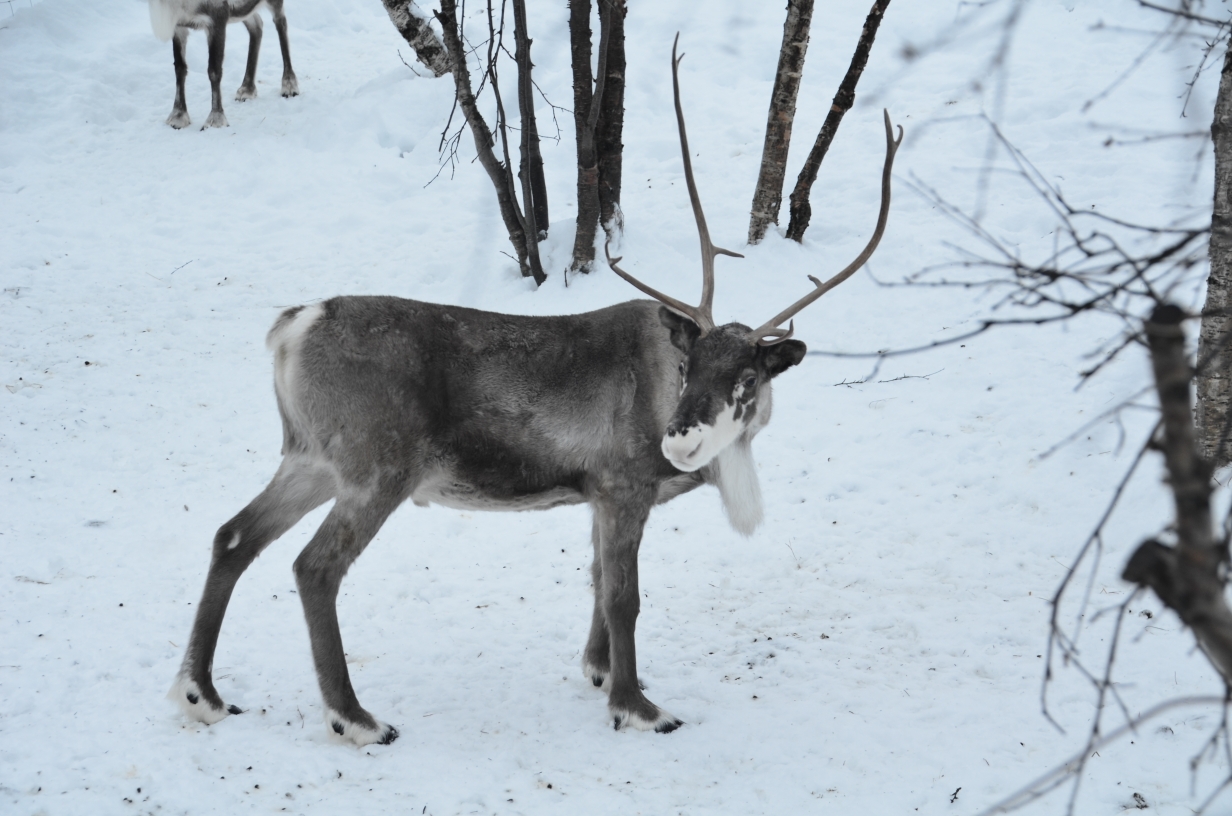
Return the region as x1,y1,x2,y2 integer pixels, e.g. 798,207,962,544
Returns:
751,109,904,347
604,238,704,325
671,33,742,334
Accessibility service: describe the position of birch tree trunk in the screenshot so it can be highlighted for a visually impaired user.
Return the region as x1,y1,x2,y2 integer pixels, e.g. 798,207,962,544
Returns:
567,0,606,274
748,0,813,245
784,0,890,243
1197,46,1232,469
1123,304,1232,687
380,0,450,78
513,0,549,240
596,0,626,236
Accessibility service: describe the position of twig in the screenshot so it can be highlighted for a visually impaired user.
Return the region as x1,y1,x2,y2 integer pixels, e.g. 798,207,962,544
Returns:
974,696,1226,815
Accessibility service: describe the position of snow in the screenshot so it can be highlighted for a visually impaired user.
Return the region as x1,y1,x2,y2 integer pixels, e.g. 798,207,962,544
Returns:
0,0,1226,813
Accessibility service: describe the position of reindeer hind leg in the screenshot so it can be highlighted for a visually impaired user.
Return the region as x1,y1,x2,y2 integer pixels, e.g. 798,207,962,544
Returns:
235,14,263,101
170,456,334,725
293,480,407,746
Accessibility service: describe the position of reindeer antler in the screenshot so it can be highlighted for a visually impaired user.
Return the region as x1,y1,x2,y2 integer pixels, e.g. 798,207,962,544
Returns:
605,33,743,335
749,109,904,346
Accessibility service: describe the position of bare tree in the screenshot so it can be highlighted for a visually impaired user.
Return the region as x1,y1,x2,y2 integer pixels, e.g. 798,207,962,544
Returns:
784,0,890,243
748,0,813,245
1124,305,1232,687
380,0,450,77
595,0,626,236
568,0,603,273
435,0,546,284
567,0,625,275
1198,46,1232,468
782,0,1232,809
512,0,548,240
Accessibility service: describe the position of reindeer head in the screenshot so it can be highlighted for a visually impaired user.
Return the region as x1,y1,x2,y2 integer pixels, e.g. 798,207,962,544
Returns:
608,35,902,478
658,315,804,472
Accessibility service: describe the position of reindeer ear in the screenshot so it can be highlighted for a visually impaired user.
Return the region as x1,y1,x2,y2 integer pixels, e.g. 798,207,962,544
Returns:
659,307,701,354
760,339,806,378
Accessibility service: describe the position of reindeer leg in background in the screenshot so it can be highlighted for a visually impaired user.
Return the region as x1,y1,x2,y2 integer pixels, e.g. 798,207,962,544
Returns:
167,28,191,129
236,14,263,101
268,0,299,97
582,512,612,688
202,13,229,128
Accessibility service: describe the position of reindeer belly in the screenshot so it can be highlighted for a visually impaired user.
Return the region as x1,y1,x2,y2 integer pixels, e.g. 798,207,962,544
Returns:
409,467,587,512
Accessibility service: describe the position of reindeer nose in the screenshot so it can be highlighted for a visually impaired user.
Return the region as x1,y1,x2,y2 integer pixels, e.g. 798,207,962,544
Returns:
662,426,703,470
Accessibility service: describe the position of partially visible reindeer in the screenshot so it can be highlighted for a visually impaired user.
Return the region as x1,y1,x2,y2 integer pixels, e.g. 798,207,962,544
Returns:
169,36,902,745
148,0,298,129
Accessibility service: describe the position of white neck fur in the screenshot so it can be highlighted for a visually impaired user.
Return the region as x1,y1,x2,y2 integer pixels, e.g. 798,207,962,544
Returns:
713,437,763,536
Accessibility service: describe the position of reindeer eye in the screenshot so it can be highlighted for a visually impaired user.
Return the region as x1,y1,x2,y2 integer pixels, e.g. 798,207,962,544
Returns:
743,376,757,390
679,362,687,378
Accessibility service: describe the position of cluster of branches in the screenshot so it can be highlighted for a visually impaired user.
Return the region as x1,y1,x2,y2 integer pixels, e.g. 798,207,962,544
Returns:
886,3,1232,810
387,0,625,284
431,0,551,283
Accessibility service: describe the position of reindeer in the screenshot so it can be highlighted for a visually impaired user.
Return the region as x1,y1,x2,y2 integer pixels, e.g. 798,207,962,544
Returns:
148,0,298,129
168,37,902,745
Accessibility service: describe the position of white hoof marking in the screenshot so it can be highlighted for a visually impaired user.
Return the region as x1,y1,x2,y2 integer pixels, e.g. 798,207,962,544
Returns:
611,705,683,734
324,708,399,746
167,674,230,725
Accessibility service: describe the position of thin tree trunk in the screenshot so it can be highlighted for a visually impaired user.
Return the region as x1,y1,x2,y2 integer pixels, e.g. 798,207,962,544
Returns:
568,0,598,274
1123,304,1232,686
435,0,545,284
513,0,548,239
596,0,626,236
380,0,450,78
748,0,813,245
784,0,890,243
1197,46,1232,469
568,0,614,274
483,0,546,283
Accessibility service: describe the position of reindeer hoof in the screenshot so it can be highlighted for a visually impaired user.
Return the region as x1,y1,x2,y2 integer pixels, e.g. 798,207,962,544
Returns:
168,674,232,725
325,708,398,746
202,111,229,129
281,76,299,98
235,85,258,101
610,700,682,733
582,660,608,690
166,109,191,129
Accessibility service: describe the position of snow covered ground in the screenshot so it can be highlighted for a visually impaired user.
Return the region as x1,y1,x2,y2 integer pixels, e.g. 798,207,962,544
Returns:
1,0,1227,813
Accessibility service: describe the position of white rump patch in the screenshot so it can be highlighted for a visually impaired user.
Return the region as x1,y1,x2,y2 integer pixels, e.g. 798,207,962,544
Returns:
148,0,191,41
266,302,324,354
167,673,230,725
713,438,763,536
268,303,324,438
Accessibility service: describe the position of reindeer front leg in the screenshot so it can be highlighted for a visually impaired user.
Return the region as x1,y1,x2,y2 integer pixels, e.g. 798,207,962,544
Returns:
592,489,683,733
166,28,191,129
